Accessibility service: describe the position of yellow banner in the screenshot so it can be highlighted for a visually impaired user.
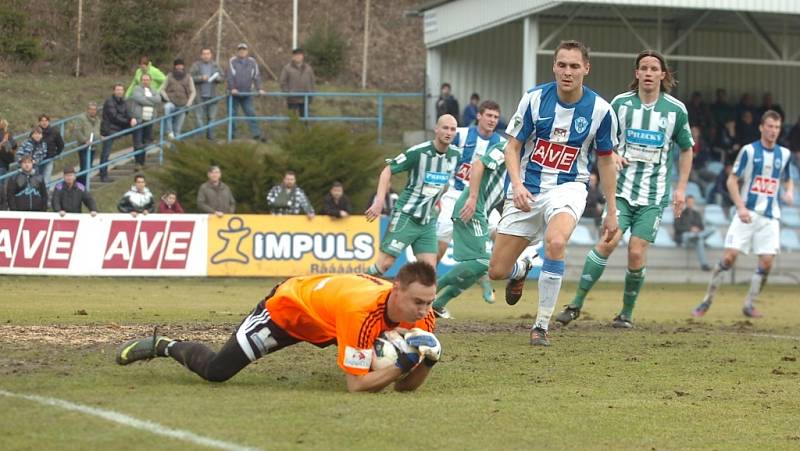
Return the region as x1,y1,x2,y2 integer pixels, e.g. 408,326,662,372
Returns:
207,215,379,277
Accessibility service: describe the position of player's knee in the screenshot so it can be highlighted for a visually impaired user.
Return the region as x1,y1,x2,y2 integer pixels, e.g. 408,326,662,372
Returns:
759,262,773,274
628,248,646,267
545,237,567,258
487,264,507,280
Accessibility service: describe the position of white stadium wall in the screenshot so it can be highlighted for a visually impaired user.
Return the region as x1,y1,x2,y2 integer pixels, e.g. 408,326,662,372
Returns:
436,17,800,126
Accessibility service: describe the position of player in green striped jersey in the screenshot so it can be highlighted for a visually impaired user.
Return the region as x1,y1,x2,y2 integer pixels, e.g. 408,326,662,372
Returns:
433,140,508,318
557,50,694,328
365,114,461,276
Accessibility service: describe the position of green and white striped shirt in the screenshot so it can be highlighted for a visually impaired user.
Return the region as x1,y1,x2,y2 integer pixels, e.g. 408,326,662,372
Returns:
388,141,461,224
612,91,694,207
453,140,508,220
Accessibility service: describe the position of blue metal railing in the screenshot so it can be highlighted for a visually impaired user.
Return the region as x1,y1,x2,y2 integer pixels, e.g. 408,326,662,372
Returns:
1,91,422,191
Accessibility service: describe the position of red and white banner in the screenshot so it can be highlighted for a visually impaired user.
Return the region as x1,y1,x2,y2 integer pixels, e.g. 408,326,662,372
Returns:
0,212,208,276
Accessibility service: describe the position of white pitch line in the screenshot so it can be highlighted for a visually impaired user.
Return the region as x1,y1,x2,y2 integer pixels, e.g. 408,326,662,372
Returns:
0,389,262,451
748,332,800,341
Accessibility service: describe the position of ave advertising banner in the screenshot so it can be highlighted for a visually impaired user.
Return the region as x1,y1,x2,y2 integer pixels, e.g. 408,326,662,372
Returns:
0,211,208,276
206,215,380,277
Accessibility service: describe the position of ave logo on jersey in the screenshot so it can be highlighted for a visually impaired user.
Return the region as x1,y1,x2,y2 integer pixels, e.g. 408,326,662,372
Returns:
750,176,778,196
455,162,472,181
531,138,579,172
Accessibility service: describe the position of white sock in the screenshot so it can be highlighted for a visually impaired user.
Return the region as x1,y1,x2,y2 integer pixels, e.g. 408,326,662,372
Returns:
534,273,562,330
703,261,730,304
744,268,767,309
508,257,530,280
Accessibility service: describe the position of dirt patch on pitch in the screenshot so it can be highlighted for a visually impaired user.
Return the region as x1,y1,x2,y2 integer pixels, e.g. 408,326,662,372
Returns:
0,324,237,348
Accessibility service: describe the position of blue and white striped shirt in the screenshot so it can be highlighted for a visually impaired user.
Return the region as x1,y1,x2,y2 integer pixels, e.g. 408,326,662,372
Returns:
505,82,617,195
733,140,791,219
450,126,504,191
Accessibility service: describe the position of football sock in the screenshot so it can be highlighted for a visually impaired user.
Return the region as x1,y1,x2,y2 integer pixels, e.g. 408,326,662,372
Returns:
168,334,251,382
477,273,494,300
572,248,608,309
743,267,768,309
534,258,565,331
366,263,384,277
508,257,531,281
620,267,645,319
703,261,731,304
433,260,488,308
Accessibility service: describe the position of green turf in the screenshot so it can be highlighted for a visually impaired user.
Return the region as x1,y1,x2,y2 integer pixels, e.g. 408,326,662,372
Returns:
1,277,798,450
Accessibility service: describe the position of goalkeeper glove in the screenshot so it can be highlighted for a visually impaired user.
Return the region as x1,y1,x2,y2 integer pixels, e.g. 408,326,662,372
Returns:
404,328,441,367
382,330,421,373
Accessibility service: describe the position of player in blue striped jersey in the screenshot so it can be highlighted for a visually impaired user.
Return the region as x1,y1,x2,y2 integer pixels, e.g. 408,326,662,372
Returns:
437,100,505,303
487,40,620,346
694,110,794,318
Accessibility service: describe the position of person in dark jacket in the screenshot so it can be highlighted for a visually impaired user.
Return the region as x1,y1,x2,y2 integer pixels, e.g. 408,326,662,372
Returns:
6,155,47,212
0,118,17,175
197,166,236,216
117,174,154,216
37,114,64,186
435,83,460,123
52,167,98,216
100,83,138,182
674,195,714,271
321,181,352,218
158,191,185,214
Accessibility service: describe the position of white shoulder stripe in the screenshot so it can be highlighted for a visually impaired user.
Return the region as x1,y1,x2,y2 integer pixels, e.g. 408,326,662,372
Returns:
663,94,689,114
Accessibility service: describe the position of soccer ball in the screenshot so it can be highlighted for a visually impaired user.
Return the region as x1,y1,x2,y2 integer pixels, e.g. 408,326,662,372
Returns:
371,329,415,371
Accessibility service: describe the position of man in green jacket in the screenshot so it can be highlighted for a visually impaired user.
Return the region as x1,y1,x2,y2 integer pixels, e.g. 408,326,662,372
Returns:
125,56,166,98
70,102,102,185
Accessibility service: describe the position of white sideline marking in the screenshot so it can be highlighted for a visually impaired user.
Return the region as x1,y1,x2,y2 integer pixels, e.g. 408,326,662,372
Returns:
0,389,261,451
748,333,800,341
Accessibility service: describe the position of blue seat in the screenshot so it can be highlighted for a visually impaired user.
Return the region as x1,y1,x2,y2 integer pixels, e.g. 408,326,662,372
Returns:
703,204,729,227
705,229,726,249
781,208,800,228
781,229,800,251
570,224,595,246
661,207,675,225
706,161,724,175
653,227,676,248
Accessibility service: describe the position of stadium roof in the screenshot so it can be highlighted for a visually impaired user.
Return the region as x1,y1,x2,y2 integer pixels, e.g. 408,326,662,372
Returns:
417,0,800,47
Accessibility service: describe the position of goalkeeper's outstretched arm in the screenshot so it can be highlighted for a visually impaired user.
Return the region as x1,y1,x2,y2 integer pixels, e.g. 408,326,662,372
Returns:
394,363,431,392
345,365,405,393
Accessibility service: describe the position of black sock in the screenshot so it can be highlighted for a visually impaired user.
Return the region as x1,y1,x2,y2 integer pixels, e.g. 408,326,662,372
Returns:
168,334,251,383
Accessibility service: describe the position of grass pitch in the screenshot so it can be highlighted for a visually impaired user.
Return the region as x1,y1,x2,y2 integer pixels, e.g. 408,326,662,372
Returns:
1,277,798,450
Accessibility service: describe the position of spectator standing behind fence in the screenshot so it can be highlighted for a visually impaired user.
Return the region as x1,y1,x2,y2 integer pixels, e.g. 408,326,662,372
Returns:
321,181,351,218
52,167,97,216
0,119,17,176
736,110,759,148
16,128,47,167
197,165,235,217
125,56,166,99
129,74,162,171
228,43,266,141
158,190,185,214
713,118,739,164
435,83,460,123
674,195,714,271
279,48,315,118
266,171,314,217
161,59,196,140
191,48,225,140
118,174,154,217
461,93,480,126
71,102,101,186
710,89,734,127
100,84,137,182
6,155,47,212
38,114,64,186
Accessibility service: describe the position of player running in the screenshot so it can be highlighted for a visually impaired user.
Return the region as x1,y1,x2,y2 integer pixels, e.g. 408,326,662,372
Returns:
433,140,509,318
555,50,694,329
487,40,620,346
693,110,793,318
117,262,441,393
436,101,505,303
365,114,461,276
